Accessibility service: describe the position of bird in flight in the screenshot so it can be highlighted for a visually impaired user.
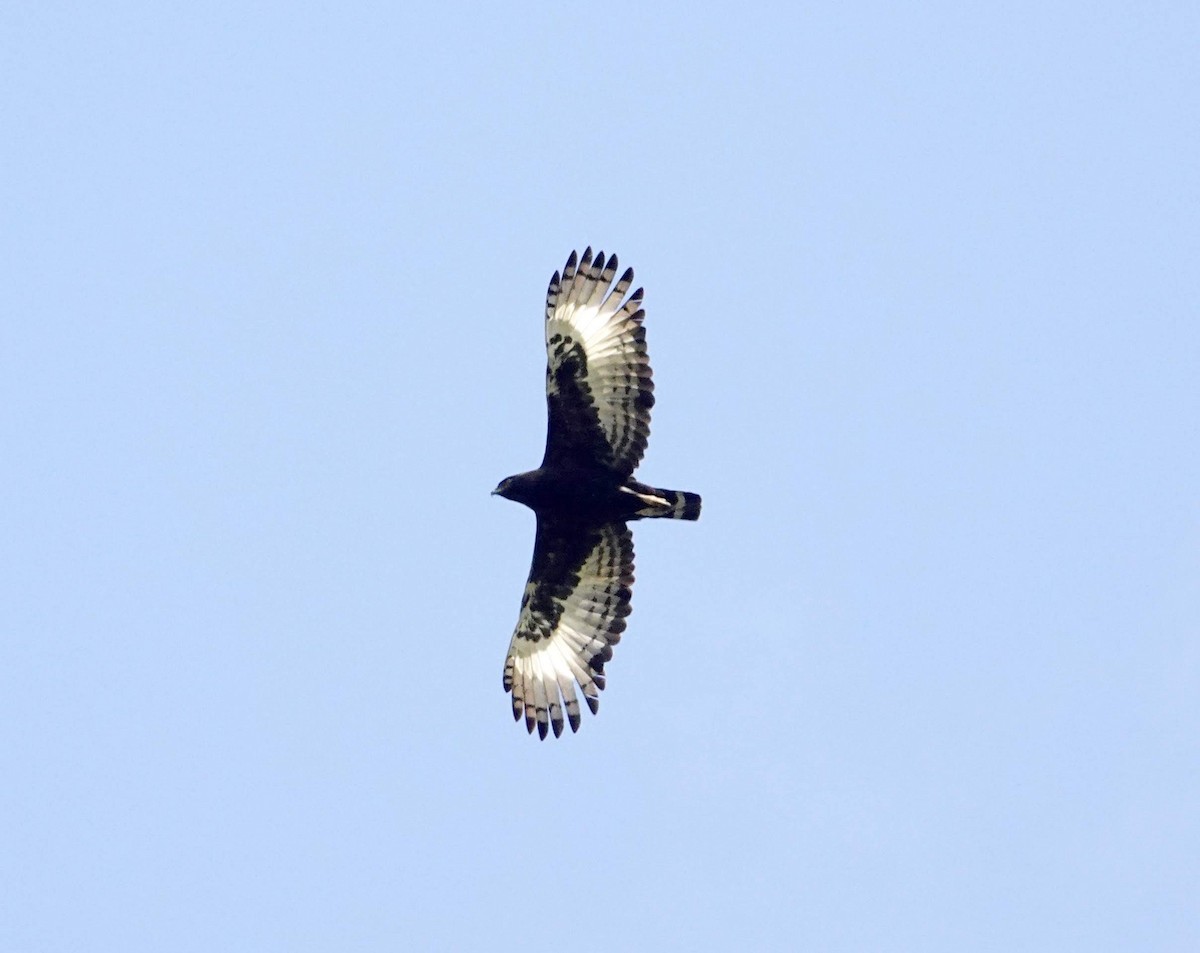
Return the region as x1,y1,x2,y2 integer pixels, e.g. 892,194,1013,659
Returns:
493,248,701,739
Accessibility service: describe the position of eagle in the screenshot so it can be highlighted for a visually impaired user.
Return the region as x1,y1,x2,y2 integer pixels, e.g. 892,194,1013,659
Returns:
493,248,701,739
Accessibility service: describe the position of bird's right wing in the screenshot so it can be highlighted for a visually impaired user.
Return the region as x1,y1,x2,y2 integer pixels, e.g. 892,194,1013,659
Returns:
541,248,655,477
503,518,635,739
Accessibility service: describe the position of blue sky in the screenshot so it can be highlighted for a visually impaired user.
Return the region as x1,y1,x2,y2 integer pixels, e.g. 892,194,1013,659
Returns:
2,2,1196,950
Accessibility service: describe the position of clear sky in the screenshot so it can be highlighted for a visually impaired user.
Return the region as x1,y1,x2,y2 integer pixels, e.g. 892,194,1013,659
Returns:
2,2,1196,950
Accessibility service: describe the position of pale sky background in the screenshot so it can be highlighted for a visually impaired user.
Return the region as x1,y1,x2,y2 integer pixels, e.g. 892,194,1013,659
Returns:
2,3,1197,951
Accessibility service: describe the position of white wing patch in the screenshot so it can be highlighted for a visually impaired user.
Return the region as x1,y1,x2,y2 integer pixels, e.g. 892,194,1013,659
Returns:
545,248,654,475
503,523,635,739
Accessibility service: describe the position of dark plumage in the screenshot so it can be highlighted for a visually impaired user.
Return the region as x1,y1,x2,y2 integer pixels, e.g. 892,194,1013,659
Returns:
493,248,701,739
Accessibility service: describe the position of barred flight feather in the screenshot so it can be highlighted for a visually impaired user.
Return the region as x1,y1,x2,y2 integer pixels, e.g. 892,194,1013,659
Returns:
503,521,634,738
543,248,654,477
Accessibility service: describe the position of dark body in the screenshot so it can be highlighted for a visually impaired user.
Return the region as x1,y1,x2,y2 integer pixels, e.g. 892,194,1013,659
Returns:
494,248,700,739
494,467,697,524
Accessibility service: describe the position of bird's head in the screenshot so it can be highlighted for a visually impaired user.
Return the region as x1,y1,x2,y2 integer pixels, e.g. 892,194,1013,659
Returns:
492,475,517,501
493,471,539,507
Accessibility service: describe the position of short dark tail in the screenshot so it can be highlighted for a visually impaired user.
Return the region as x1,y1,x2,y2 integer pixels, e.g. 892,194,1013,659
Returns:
627,483,702,521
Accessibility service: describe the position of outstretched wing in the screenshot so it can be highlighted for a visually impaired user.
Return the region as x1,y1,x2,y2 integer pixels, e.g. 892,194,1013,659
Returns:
542,248,655,476
503,518,635,739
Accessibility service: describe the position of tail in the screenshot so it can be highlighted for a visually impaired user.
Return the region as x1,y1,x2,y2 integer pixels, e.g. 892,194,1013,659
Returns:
624,482,702,521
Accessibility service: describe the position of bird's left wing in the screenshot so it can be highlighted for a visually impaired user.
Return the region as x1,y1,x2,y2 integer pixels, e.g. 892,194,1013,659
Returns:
503,518,635,738
541,248,655,476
